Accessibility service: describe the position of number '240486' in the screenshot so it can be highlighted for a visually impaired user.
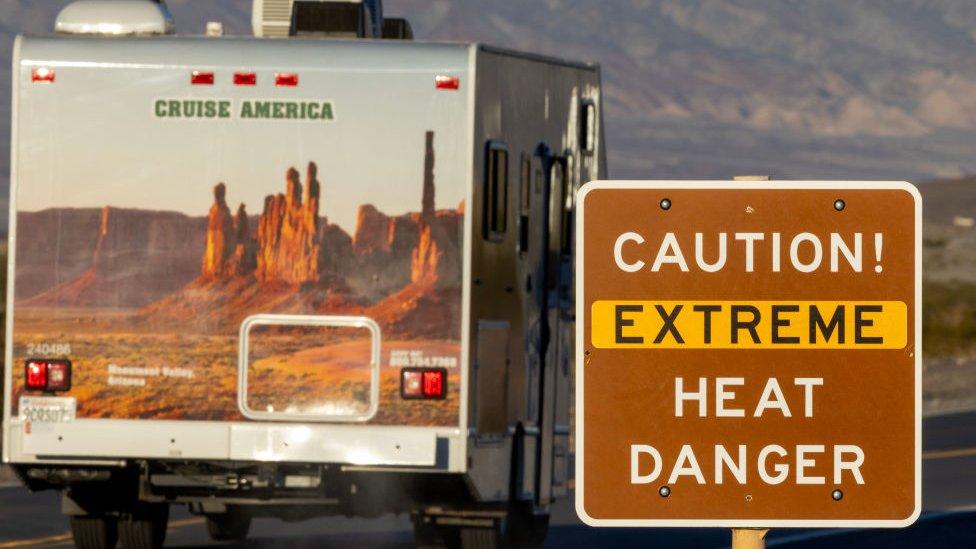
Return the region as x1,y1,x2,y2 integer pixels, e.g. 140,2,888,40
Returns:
26,342,71,356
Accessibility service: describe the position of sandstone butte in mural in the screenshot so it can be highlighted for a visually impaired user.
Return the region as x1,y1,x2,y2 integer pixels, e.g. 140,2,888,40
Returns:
13,131,463,424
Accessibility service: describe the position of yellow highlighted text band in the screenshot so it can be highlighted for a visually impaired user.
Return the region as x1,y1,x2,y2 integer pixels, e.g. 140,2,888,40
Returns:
591,300,907,349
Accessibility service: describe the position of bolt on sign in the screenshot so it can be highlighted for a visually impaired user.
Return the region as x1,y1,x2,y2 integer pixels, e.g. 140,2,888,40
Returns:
575,181,921,528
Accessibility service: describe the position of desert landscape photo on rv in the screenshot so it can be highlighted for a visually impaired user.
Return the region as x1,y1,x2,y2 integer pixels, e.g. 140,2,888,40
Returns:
12,130,463,426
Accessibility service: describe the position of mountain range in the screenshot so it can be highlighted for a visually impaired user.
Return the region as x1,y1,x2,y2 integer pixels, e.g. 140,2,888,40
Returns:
2,0,976,228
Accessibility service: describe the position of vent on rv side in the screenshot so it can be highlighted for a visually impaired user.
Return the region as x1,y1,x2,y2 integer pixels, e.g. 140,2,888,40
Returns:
55,0,175,36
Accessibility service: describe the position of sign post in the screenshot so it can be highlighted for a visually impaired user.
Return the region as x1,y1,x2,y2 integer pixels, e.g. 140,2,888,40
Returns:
575,181,921,533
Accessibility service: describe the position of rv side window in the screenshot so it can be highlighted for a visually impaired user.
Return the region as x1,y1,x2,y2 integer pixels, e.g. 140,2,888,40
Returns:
560,156,574,256
483,141,508,242
581,100,596,155
518,154,531,253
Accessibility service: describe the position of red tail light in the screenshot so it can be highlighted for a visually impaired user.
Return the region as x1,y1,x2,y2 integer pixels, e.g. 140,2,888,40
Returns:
275,73,299,87
25,359,72,392
435,75,459,90
26,361,47,390
191,71,215,85
234,72,257,86
422,370,444,398
401,368,447,400
31,67,55,84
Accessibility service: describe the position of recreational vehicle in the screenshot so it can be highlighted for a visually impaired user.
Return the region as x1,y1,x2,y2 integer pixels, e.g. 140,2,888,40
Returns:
3,1,605,547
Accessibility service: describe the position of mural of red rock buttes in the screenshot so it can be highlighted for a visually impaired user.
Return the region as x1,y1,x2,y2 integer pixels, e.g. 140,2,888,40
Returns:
17,131,463,338
12,131,464,425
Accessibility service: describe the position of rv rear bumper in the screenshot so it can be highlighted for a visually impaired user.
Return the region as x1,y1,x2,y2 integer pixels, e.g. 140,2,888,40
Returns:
5,418,464,471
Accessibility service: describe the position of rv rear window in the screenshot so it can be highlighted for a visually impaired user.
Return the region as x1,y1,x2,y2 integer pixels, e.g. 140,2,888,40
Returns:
484,142,509,242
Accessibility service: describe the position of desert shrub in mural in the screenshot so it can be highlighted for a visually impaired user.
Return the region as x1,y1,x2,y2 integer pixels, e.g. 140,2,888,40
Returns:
13,132,462,425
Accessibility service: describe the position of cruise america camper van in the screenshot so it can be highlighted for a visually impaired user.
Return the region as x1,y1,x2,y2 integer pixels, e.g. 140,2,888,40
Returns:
3,1,604,547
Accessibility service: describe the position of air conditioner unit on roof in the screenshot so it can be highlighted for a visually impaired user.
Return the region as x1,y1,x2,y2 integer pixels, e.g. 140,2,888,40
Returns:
252,0,388,39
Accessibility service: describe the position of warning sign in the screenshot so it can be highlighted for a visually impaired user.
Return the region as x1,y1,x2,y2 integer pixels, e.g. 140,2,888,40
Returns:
575,182,921,528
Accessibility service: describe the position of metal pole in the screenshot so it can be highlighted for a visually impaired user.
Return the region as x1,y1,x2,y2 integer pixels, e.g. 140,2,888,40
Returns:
730,174,771,549
731,528,768,549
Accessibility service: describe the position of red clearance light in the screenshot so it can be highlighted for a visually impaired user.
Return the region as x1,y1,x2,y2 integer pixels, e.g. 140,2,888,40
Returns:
31,67,55,84
191,71,215,85
435,75,459,90
24,359,72,392
401,368,447,400
234,72,257,86
275,73,299,87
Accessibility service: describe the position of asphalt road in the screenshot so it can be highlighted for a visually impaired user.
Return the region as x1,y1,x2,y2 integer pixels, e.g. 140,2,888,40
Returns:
2,410,976,548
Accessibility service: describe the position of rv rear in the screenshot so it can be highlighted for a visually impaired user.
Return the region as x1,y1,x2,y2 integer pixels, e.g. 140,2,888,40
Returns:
3,1,603,547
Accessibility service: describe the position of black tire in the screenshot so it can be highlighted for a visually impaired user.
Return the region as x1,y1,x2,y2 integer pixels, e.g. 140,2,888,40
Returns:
459,526,503,549
411,514,441,548
117,504,168,549
205,512,251,542
70,516,118,549
507,511,548,548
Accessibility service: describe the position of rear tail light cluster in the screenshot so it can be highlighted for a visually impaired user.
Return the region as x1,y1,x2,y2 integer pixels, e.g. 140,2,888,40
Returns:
401,368,447,400
25,359,72,392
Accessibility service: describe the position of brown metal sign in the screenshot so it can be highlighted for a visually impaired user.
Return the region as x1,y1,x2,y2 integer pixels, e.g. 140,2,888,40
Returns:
575,182,921,528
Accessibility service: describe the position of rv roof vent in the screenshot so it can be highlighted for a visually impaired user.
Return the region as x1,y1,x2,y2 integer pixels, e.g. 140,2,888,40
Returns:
56,0,175,36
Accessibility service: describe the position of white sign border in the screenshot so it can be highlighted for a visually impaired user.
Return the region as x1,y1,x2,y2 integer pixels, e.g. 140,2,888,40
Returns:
574,180,922,528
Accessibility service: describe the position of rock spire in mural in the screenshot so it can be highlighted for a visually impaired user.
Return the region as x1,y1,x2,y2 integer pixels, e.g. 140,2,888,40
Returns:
201,183,235,280
256,163,322,284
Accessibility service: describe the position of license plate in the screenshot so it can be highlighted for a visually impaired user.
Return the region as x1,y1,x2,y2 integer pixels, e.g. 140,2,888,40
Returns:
19,396,76,423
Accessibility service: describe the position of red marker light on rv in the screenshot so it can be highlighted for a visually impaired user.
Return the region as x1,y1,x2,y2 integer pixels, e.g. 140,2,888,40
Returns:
191,71,215,85
234,72,257,86
435,75,459,90
31,67,55,83
275,73,299,87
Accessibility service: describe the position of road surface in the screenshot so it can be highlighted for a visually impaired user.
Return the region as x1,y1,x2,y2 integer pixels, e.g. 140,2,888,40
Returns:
2,410,976,548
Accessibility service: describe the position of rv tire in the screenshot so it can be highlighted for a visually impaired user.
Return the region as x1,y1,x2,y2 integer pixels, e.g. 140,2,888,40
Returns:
117,503,168,549
70,516,118,549
205,510,251,541
457,526,503,549
506,502,549,547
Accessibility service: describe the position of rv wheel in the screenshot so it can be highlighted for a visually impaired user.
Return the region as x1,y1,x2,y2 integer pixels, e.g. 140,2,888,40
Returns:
505,503,549,547
458,526,503,549
70,516,118,549
205,510,251,541
117,503,169,549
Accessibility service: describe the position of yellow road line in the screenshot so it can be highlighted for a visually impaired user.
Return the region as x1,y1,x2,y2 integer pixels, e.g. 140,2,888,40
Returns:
0,533,71,549
923,447,976,460
0,517,203,549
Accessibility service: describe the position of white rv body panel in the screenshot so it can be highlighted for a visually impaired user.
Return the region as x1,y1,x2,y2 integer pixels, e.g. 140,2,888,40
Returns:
4,32,605,519
6,36,473,473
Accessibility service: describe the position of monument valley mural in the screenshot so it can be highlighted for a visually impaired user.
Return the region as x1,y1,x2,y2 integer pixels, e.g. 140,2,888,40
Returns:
12,131,463,426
